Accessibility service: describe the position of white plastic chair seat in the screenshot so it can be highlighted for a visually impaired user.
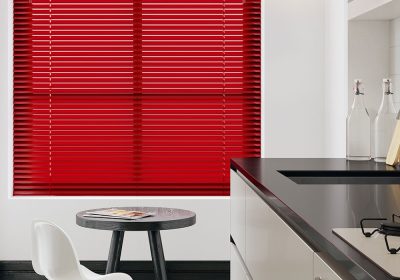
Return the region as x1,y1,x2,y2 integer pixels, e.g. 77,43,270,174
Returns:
32,220,133,280
80,266,132,280
80,266,100,278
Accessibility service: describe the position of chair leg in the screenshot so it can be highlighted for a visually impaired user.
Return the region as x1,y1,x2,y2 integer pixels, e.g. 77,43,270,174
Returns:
106,231,125,274
148,230,167,280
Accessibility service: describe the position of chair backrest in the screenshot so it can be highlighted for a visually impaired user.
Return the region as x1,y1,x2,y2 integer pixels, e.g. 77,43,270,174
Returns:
31,220,83,280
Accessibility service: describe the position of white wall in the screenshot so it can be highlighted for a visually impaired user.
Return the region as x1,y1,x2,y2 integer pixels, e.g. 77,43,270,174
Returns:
0,0,347,261
264,0,347,158
390,17,400,110
324,0,348,158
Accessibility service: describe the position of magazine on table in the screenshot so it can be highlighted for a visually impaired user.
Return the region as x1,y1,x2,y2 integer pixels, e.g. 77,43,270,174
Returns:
83,209,155,220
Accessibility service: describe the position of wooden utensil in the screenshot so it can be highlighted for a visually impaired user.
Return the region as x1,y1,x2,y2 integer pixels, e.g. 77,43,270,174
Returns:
386,111,400,166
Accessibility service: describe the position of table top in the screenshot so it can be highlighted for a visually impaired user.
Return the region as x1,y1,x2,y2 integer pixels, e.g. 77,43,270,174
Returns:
76,207,196,231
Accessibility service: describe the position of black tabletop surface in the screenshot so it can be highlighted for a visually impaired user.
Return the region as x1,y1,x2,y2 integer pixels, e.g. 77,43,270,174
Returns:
76,207,196,231
231,158,400,280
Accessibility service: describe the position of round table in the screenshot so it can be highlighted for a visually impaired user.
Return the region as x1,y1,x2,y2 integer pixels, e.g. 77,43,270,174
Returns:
76,207,196,280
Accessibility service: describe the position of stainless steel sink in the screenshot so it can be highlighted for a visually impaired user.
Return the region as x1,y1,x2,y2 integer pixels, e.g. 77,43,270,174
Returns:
279,170,400,184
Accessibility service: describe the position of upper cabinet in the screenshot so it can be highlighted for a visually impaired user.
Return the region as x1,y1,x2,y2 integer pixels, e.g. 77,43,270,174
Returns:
349,0,400,20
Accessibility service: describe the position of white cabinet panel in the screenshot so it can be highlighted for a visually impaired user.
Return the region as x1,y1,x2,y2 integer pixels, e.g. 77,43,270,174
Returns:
245,187,314,280
314,253,348,280
230,170,246,257
231,242,252,280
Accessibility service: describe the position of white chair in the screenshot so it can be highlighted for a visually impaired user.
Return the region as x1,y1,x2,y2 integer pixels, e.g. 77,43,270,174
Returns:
32,220,132,280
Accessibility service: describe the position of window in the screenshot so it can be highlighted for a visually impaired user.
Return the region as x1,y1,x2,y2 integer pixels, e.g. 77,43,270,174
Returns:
13,0,260,196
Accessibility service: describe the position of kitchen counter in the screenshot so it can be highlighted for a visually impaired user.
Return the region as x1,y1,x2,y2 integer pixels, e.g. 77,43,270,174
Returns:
231,158,400,280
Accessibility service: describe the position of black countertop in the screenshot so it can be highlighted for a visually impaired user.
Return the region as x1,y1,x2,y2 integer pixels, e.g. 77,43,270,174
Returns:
231,158,400,280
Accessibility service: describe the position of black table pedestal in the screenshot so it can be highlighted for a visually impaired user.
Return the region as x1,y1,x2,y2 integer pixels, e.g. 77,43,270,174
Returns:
105,230,168,280
106,231,125,274
148,230,167,280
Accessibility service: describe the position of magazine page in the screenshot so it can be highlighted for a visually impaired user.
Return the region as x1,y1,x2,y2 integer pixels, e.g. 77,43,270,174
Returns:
83,209,155,220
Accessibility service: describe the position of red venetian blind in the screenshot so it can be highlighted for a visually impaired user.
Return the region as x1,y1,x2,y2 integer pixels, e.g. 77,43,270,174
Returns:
13,0,261,196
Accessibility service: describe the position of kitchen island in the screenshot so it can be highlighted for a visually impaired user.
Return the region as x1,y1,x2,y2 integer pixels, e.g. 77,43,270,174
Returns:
230,158,400,280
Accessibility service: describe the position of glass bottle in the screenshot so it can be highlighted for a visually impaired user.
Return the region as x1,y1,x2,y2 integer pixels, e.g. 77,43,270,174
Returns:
374,79,397,162
346,79,371,161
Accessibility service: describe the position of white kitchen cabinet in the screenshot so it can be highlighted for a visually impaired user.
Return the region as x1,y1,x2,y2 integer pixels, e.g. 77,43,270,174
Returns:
231,169,351,280
314,253,349,280
231,242,252,280
230,170,247,257
245,186,314,280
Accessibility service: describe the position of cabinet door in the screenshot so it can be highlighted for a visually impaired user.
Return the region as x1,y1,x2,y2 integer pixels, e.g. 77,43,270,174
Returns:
314,253,348,280
231,170,246,257
231,242,252,280
245,187,314,280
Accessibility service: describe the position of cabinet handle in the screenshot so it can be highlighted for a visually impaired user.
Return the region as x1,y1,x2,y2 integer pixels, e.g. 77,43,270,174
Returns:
315,277,323,280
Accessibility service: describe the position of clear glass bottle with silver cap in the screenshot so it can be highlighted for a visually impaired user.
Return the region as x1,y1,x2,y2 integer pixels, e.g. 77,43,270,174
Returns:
346,79,371,161
374,79,397,162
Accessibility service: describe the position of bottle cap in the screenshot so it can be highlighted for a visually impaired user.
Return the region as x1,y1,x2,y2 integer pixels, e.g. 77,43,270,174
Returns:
354,79,364,95
383,78,393,95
